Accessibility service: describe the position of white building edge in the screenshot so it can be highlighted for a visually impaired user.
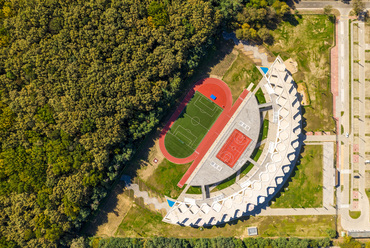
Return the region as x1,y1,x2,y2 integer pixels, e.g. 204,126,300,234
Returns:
163,56,303,227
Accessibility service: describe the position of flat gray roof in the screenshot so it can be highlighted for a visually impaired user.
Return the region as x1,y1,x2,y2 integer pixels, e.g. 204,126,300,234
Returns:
247,227,258,236
189,93,261,186
348,231,370,238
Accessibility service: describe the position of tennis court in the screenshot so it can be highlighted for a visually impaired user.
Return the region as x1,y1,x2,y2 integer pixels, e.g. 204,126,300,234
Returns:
216,129,251,168
164,91,223,158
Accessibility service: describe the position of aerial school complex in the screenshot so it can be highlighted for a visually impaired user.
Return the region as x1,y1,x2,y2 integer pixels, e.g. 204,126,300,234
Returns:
159,57,303,226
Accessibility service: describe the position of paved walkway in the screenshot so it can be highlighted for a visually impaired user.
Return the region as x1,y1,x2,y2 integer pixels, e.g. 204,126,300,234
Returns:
296,1,370,12
323,142,335,207
259,207,336,216
121,176,170,212
305,135,336,142
127,184,170,211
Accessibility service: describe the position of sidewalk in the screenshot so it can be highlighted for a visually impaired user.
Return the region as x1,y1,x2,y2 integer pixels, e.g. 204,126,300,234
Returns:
305,135,336,142
259,207,336,216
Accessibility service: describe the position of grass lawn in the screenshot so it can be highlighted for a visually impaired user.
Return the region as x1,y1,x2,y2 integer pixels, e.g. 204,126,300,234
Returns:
349,210,361,219
270,145,323,208
262,119,269,140
255,88,266,104
186,186,202,194
259,215,335,238
164,91,222,158
253,147,263,162
212,174,237,192
239,162,254,179
222,52,262,102
140,159,192,198
268,15,335,132
115,203,335,238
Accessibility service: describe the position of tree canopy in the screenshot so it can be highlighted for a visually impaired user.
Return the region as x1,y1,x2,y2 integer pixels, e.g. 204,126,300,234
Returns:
0,0,221,246
96,237,333,248
235,0,289,44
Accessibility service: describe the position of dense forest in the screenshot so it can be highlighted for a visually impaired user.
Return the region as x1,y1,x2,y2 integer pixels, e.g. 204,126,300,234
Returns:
95,237,334,248
235,0,289,43
0,0,288,247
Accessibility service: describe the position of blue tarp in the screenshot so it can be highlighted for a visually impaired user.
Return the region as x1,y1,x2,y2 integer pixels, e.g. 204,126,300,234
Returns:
210,94,217,100
261,67,269,74
167,199,175,207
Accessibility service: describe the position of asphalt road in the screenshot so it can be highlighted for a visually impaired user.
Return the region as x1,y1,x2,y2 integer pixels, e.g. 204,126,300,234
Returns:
296,1,370,232
295,1,370,9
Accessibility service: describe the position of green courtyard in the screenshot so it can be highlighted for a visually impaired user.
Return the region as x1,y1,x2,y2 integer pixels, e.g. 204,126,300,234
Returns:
270,145,323,208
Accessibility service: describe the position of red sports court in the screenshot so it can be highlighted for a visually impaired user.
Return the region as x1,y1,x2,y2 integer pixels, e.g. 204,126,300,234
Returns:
216,129,251,168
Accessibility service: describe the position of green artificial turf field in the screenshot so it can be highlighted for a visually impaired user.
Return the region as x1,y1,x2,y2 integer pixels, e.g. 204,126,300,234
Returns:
164,91,222,158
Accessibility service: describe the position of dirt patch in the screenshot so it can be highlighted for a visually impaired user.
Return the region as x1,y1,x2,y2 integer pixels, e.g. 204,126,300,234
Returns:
284,58,298,74
95,194,133,237
234,44,272,66
82,181,132,237
258,46,275,63
308,56,328,82
297,82,310,106
209,48,238,78
222,51,261,102
137,139,165,181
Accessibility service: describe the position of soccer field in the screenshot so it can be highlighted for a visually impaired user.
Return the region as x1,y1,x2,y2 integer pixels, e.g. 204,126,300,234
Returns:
164,91,223,158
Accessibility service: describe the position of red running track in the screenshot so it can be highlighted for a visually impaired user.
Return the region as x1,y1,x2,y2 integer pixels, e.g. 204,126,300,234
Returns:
159,78,232,164
158,78,249,188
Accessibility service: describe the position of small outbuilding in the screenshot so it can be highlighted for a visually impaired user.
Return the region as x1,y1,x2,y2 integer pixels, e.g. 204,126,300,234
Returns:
247,227,258,236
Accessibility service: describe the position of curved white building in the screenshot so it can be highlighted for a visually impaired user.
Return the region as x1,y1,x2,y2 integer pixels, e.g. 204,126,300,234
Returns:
163,56,303,226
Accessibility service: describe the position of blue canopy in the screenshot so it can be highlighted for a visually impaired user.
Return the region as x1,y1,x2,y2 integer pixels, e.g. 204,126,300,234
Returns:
260,67,269,74
167,199,175,207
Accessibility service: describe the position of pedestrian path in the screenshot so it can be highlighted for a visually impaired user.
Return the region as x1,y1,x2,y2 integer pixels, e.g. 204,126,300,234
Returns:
323,142,335,207
259,207,336,216
305,135,336,142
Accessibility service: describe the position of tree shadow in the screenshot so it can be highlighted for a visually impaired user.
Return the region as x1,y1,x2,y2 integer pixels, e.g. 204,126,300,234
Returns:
329,15,336,24
283,14,299,27
80,180,126,236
